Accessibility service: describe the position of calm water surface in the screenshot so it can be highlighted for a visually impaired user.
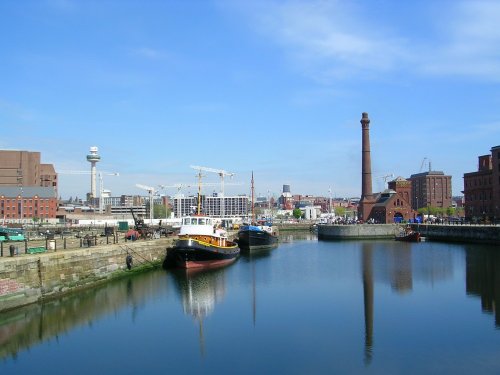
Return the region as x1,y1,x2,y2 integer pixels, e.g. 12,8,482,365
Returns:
1,233,499,374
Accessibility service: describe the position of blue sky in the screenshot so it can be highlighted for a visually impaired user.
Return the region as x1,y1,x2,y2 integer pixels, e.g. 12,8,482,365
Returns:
1,0,499,201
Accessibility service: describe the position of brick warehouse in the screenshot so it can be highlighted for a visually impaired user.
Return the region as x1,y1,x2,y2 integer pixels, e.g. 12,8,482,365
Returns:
463,145,500,222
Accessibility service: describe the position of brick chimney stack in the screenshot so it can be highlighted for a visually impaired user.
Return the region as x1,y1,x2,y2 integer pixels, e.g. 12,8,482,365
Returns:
361,112,372,198
358,112,376,221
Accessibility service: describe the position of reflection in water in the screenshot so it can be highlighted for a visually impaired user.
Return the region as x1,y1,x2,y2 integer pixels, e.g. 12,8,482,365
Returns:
465,245,500,327
240,248,275,326
279,231,317,244
169,267,227,356
1,237,499,374
361,242,374,365
0,272,167,360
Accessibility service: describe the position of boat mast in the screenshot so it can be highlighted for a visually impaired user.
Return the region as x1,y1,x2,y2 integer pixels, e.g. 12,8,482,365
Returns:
251,171,255,224
196,170,203,215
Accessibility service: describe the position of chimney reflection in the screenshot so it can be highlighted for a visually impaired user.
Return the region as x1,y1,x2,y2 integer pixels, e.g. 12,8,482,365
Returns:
362,242,374,365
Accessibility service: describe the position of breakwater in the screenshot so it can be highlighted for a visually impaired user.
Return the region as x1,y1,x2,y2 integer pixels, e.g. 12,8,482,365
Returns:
317,224,399,240
0,238,174,313
410,223,500,245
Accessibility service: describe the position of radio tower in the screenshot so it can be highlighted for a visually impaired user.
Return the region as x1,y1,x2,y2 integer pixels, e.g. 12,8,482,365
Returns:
86,146,101,199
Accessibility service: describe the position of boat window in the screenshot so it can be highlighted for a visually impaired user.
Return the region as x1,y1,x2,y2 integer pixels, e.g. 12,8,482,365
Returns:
183,218,190,225
191,218,198,225
199,218,206,225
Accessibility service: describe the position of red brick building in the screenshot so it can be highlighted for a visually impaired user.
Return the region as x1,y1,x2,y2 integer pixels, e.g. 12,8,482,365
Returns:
368,177,416,223
463,145,500,222
0,186,58,223
409,171,452,210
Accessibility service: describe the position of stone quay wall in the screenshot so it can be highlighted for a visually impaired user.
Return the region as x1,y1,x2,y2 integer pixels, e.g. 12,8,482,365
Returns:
0,238,174,313
317,224,399,240
410,224,500,245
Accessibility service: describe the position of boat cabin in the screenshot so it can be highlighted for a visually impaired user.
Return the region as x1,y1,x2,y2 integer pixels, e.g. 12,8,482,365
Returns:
179,216,228,238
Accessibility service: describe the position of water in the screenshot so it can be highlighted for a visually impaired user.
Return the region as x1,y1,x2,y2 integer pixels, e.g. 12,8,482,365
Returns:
1,233,499,374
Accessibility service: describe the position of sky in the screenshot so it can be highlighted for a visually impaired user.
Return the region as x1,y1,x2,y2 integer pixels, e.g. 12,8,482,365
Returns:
1,0,499,201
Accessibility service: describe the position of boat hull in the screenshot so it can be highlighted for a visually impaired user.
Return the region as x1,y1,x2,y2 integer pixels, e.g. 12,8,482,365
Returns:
171,238,240,269
237,229,278,251
395,231,421,242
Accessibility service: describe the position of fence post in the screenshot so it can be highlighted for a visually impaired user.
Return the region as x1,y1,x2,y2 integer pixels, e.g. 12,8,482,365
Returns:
25,240,28,254
1,241,3,257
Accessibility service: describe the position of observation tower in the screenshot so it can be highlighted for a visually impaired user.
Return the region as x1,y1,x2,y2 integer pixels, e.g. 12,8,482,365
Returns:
86,146,101,198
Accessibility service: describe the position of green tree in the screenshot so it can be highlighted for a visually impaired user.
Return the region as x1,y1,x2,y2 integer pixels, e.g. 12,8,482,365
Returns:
154,205,171,219
293,208,302,219
334,206,346,217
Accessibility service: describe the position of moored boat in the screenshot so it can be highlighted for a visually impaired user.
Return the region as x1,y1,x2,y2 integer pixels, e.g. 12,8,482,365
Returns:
395,227,421,242
237,223,278,251
170,215,240,269
237,172,278,251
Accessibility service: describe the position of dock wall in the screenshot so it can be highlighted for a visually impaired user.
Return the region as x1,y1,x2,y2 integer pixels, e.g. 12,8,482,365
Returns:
0,238,173,313
410,224,500,245
317,224,399,240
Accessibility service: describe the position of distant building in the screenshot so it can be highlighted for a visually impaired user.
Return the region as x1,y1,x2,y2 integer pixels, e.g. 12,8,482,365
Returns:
279,184,293,210
463,145,500,221
0,186,58,223
0,150,58,196
173,194,249,218
409,171,452,210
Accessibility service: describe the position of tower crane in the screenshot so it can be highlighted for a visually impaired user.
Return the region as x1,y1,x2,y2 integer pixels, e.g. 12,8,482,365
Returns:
189,165,235,196
190,165,236,218
135,184,155,224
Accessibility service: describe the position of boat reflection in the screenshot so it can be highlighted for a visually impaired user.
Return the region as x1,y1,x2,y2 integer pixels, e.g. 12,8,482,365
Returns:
169,266,228,356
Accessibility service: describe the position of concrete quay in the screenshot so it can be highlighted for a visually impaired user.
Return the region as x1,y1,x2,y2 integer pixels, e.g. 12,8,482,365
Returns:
0,238,174,313
409,223,500,245
317,224,400,240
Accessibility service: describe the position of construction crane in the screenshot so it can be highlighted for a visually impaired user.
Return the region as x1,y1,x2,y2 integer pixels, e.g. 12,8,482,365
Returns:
376,173,394,191
190,165,235,196
420,157,431,172
58,170,119,213
135,184,155,224
190,165,236,217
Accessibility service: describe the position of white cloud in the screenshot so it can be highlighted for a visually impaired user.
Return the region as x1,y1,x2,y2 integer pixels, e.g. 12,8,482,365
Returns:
132,47,172,61
224,0,500,82
403,1,500,80
224,0,410,82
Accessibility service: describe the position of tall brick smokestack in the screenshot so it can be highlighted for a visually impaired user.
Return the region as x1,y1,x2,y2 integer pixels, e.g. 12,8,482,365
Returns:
358,112,376,221
361,112,372,198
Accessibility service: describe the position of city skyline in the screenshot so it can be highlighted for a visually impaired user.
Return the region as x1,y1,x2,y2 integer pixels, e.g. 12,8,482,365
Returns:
1,1,499,200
